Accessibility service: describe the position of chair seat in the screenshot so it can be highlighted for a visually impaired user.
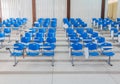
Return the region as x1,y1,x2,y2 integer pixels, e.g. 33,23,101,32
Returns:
89,52,99,56
102,52,114,57
11,52,23,57
71,52,83,56
42,52,54,56
27,52,39,57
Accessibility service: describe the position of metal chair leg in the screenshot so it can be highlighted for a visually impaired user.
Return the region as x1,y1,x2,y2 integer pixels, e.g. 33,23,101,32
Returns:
107,56,113,66
13,56,18,67
52,56,54,67
71,56,74,66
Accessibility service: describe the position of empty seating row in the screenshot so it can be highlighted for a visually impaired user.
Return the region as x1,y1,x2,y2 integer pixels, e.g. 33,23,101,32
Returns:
6,42,55,67
34,18,57,28
63,18,87,28
0,18,27,30
92,18,120,31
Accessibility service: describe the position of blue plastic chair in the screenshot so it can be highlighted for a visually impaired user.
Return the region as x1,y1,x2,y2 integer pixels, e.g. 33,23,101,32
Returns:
96,36,105,48
34,22,40,27
63,18,71,27
76,28,84,35
27,43,40,57
47,32,56,38
39,28,46,33
101,42,114,66
80,32,92,46
81,23,87,27
48,28,56,33
29,28,37,36
86,43,99,57
5,23,11,28
36,32,44,38
46,37,56,44
13,23,20,30
86,28,93,34
51,21,57,27
117,18,120,22
6,43,25,66
21,37,31,47
4,28,11,42
42,43,56,66
91,32,99,39
34,37,44,46
70,43,84,66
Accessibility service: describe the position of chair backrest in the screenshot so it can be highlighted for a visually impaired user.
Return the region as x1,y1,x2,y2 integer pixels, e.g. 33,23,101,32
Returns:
71,43,83,50
21,37,31,43
91,32,98,38
14,23,20,27
25,32,32,37
5,23,11,27
96,36,105,43
28,43,40,50
66,28,74,34
86,43,97,50
47,32,56,38
36,33,44,38
101,42,112,50
4,28,11,33
76,28,84,33
39,28,46,33
43,43,55,50
51,21,57,27
111,28,118,33
34,37,44,43
46,37,56,43
80,32,88,39
86,28,93,34
14,43,25,50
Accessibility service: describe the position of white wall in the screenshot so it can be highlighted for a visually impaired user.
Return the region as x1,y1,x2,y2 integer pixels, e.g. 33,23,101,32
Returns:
71,0,102,26
1,0,32,27
36,0,67,27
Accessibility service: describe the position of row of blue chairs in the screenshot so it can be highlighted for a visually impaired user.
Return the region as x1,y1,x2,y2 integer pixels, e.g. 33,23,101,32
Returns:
63,18,87,28
7,42,56,67
34,18,57,28
65,27,115,66
21,27,56,45
92,18,120,31
0,18,27,30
